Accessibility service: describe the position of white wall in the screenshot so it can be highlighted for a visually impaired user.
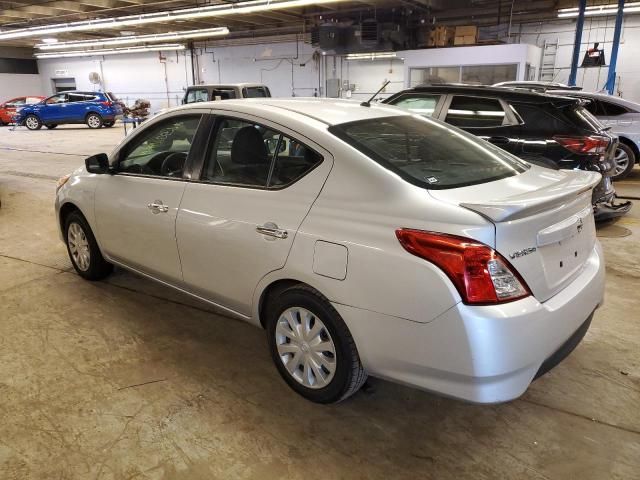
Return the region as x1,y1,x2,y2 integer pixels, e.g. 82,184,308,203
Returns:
0,46,45,102
0,73,44,100
517,14,640,102
25,12,640,109
37,50,193,112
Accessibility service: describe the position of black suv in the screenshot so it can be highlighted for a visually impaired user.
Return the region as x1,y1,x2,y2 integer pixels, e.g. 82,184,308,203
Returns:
384,84,631,220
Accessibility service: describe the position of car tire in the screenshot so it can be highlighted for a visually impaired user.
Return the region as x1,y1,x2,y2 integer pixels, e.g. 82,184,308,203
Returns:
25,114,42,130
266,284,367,403
612,143,636,180
46,124,58,129
103,121,115,128
64,211,113,280
86,113,103,129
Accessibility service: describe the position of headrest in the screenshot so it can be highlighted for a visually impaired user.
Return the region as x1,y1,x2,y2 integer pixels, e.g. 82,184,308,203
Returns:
231,126,269,165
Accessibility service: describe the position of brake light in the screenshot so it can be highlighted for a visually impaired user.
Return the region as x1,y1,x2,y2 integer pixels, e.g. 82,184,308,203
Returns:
395,229,530,305
100,101,112,107
553,135,610,155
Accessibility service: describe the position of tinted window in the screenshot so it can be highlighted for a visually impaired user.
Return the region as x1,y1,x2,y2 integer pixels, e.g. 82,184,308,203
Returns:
106,92,119,102
445,96,507,128
583,100,599,116
186,89,208,103
599,100,629,116
390,94,441,117
210,88,236,100
243,87,269,98
330,115,528,190
68,93,97,103
118,115,201,177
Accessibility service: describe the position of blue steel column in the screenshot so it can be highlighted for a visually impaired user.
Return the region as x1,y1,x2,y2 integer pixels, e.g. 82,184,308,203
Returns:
605,0,625,94
568,0,587,86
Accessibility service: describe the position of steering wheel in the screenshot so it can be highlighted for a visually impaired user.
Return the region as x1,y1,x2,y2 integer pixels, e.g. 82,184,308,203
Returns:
160,152,188,177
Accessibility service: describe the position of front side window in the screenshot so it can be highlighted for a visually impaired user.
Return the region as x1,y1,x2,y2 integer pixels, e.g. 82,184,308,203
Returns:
389,94,441,117
202,118,322,188
186,89,208,103
117,115,202,177
330,115,528,190
445,95,508,128
46,94,68,104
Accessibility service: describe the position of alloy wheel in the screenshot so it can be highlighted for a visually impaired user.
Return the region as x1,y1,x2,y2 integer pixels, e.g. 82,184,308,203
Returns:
87,115,101,128
614,147,630,178
25,116,40,130
275,307,337,389
67,222,91,271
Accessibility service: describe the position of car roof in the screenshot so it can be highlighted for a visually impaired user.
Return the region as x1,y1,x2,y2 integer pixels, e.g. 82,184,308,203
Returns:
172,97,409,126
396,84,581,104
188,83,267,89
548,90,640,110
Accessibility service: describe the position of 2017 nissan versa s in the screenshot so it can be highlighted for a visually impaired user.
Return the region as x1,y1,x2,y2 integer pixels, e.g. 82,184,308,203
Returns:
55,99,605,404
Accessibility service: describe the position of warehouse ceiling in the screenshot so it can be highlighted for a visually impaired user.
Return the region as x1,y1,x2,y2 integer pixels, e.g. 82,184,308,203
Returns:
0,0,573,48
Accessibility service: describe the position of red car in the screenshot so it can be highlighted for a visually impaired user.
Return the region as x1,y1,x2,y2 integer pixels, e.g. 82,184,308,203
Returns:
0,96,45,125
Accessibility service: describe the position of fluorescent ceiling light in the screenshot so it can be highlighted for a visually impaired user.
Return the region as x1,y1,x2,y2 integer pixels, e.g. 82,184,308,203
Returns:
36,27,229,50
41,37,58,43
345,52,397,60
0,0,347,40
35,44,185,59
558,2,640,17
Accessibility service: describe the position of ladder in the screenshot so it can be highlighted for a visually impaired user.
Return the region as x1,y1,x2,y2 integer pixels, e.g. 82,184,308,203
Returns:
540,39,559,82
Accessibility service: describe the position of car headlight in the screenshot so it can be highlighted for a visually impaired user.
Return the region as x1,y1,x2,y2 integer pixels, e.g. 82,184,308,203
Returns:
56,174,71,192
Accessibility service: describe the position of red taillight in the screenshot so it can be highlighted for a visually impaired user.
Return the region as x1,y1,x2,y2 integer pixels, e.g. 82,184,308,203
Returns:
553,135,610,155
100,101,112,107
395,229,530,305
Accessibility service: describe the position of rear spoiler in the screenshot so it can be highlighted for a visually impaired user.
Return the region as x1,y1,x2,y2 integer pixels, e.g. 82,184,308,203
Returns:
460,171,601,222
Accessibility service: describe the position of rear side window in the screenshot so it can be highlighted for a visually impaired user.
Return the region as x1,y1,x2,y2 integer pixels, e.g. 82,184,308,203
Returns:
598,100,630,116
202,118,322,188
445,96,508,128
330,115,528,190
510,102,602,134
243,87,270,98
68,93,97,103
389,94,441,117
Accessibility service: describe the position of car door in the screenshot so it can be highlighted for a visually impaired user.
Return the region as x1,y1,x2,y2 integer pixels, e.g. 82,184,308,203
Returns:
439,94,522,156
94,112,206,283
176,113,333,316
42,93,69,122
66,93,94,121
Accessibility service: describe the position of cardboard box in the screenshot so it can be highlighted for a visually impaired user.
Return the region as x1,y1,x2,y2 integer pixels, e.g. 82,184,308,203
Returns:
428,26,455,47
455,25,478,38
454,35,477,46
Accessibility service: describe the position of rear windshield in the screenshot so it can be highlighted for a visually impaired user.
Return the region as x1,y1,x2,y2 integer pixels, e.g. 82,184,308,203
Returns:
106,92,119,102
330,115,529,190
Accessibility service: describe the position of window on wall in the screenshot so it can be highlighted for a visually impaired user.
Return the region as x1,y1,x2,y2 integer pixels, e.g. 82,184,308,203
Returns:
409,64,518,87
410,67,460,86
461,64,518,85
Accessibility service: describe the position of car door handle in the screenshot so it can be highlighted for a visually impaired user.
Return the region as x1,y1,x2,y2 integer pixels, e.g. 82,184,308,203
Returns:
256,222,288,239
147,201,169,214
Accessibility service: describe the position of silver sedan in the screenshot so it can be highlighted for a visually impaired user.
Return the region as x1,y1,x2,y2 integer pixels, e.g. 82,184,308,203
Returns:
55,99,605,404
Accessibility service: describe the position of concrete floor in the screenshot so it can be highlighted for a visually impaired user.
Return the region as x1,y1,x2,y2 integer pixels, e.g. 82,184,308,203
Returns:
1,124,640,480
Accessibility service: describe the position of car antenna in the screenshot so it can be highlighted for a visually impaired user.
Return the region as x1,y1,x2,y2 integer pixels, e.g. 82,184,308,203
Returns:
361,80,391,107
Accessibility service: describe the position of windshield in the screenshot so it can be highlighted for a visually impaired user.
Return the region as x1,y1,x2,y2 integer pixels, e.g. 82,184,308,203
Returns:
329,115,529,190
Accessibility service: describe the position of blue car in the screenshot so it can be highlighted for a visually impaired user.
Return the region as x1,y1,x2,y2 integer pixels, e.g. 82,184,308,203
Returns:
18,91,123,130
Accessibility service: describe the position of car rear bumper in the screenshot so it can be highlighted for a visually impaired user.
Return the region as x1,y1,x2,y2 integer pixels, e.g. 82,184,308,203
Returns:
334,241,605,404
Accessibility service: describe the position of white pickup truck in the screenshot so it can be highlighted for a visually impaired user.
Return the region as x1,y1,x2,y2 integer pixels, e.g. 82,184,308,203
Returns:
183,83,271,104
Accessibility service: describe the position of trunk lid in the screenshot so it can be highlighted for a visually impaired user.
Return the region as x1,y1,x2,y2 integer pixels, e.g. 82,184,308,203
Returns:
429,166,601,302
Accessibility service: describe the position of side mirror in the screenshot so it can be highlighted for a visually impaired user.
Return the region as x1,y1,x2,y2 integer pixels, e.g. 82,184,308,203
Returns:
85,153,111,174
